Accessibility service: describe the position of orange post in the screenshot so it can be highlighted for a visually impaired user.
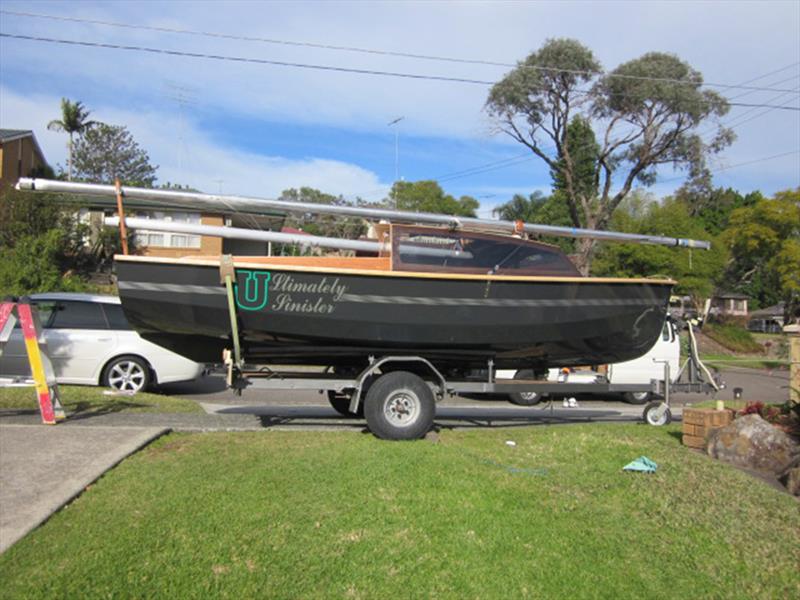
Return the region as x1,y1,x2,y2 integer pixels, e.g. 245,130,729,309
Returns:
115,178,129,255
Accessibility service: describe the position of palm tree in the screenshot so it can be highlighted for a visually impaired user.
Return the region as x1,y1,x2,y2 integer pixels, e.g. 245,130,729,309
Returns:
47,98,97,180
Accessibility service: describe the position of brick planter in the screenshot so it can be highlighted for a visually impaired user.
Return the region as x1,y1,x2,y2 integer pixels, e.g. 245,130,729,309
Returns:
683,408,734,449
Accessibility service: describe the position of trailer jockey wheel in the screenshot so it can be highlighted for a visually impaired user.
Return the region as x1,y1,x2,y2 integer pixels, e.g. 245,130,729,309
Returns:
643,401,672,426
364,371,435,440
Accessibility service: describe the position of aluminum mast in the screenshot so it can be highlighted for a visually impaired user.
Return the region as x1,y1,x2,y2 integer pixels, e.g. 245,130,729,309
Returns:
17,178,711,249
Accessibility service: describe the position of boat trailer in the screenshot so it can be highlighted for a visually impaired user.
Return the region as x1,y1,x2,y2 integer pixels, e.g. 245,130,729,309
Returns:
216,252,720,439
221,326,721,440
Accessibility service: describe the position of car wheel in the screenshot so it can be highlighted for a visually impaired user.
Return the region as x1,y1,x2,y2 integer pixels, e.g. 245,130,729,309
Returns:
623,391,652,405
102,355,151,393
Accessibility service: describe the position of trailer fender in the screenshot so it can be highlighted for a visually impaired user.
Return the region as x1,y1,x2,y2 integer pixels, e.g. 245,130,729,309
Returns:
350,356,447,414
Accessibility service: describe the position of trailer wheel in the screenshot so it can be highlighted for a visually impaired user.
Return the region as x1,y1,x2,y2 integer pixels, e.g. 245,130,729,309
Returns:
508,369,543,406
623,391,652,405
643,401,672,426
364,371,435,440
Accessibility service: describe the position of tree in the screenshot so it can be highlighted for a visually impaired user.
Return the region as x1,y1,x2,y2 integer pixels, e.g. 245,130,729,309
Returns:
592,196,727,301
278,187,367,248
0,188,89,293
673,186,763,235
721,188,800,314
550,115,599,209
71,124,158,186
492,190,575,252
0,230,86,295
388,180,478,217
47,98,97,181
486,38,733,274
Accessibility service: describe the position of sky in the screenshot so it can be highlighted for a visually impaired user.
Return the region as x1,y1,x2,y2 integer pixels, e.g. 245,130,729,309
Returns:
1,0,798,217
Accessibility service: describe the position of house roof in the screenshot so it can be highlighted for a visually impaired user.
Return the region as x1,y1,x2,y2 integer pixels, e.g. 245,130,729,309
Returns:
0,129,48,167
714,291,749,299
0,129,33,142
750,302,785,317
281,226,311,235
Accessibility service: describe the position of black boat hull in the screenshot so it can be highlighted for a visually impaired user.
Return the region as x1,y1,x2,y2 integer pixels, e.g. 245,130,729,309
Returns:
116,259,673,370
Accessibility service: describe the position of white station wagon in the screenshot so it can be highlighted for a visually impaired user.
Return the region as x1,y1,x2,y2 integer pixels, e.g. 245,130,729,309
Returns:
0,293,203,393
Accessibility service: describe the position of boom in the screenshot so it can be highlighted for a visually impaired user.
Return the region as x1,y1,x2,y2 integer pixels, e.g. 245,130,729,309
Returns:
16,178,711,250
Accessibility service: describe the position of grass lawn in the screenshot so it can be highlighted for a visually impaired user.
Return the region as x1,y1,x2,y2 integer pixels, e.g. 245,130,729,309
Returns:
0,385,203,415
700,353,788,370
692,399,752,411
1,426,798,598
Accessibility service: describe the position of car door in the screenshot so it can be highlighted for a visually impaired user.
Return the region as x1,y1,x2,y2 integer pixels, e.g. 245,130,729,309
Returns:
45,300,119,384
0,301,57,378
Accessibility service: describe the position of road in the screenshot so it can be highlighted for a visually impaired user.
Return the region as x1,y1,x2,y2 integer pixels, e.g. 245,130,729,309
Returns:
159,367,790,430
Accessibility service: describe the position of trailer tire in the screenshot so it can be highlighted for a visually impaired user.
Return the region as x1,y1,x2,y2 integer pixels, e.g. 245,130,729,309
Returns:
643,401,672,426
508,369,543,406
623,391,652,405
364,371,435,441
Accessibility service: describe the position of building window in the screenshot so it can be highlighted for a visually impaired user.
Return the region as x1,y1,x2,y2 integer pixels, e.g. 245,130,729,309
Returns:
134,211,202,248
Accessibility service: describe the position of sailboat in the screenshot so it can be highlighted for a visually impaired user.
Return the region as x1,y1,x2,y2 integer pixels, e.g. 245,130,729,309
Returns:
17,178,696,373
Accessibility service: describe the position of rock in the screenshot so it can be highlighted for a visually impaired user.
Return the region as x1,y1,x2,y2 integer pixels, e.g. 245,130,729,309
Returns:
424,430,440,444
706,414,800,475
783,467,800,496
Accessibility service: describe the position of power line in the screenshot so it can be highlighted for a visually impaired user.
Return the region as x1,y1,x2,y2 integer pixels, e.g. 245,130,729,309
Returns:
1,10,800,94
2,33,799,112
0,8,515,68
726,72,799,102
0,33,496,85
660,150,800,183
434,153,529,180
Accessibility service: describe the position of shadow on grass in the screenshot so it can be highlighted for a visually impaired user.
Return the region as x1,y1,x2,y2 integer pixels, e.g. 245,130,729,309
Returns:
666,430,684,444
223,404,647,431
0,408,40,417
65,400,150,421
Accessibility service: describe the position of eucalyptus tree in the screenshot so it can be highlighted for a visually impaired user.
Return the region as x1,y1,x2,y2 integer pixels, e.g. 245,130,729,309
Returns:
486,39,733,274
47,98,97,181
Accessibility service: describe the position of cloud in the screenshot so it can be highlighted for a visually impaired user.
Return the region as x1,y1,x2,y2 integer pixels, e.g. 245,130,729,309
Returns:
1,0,797,197
4,0,795,142
0,86,389,198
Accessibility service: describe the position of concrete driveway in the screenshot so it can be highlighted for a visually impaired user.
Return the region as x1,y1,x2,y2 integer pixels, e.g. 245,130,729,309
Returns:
0,424,167,553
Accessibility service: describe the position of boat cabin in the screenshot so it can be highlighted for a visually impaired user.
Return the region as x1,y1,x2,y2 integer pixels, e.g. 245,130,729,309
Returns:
235,224,581,277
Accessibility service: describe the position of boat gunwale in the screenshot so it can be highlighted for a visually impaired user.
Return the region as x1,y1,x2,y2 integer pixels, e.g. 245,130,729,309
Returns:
114,254,676,285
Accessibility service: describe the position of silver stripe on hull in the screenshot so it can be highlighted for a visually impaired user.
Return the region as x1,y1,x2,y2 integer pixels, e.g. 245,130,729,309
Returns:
118,282,655,308
339,294,654,307
118,282,225,294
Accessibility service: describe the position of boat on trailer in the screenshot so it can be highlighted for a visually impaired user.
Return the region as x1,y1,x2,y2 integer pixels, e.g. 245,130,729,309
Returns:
16,178,712,439
114,224,673,372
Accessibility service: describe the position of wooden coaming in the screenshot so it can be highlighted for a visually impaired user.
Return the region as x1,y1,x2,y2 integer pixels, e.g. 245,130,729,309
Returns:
114,254,675,285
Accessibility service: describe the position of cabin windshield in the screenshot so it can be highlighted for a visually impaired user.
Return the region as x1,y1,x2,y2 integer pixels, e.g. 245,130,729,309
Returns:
391,225,580,276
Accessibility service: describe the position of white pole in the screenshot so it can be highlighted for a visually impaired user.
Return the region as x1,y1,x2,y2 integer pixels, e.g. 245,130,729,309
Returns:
388,116,404,183
19,178,712,250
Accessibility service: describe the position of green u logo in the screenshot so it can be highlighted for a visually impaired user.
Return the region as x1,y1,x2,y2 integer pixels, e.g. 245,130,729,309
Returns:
235,270,271,311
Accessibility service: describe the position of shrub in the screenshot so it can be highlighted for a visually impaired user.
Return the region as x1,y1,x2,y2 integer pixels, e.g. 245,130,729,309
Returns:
0,231,88,295
703,322,763,354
